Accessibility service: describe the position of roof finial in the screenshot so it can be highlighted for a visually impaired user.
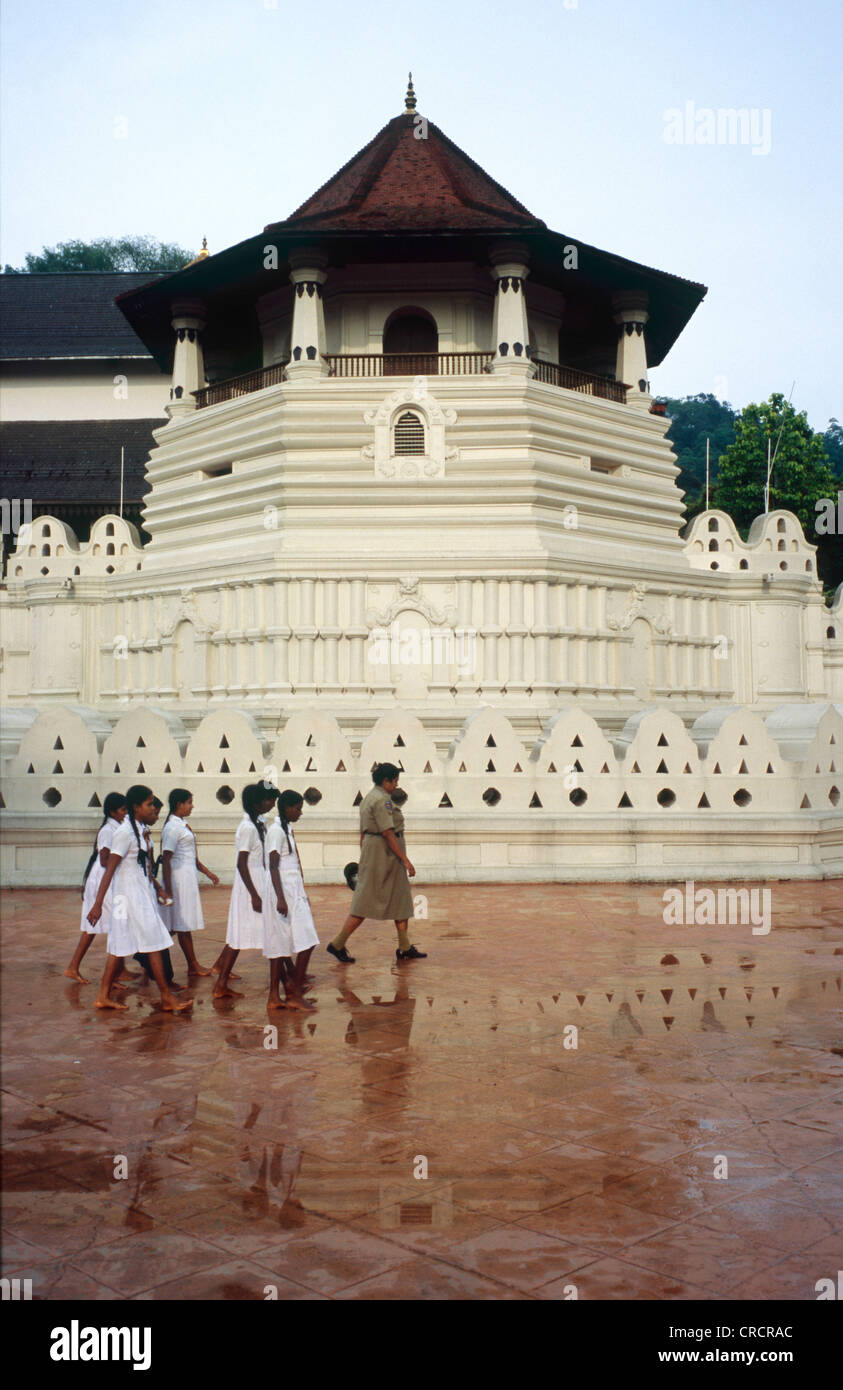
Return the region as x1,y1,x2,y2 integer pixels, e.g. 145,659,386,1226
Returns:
404,71,417,114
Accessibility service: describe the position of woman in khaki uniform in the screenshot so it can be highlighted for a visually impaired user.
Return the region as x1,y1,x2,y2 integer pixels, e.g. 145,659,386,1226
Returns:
328,763,427,964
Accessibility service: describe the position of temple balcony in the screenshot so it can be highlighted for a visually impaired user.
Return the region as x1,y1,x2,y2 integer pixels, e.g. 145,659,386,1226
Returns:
192,354,627,409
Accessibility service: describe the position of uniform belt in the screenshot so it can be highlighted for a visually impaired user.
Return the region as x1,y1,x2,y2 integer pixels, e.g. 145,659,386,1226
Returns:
362,829,402,835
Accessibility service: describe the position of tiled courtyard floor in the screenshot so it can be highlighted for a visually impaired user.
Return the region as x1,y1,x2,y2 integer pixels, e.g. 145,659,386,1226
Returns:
1,881,841,1301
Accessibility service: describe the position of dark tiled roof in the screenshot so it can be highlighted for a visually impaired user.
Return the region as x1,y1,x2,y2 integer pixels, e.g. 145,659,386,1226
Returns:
272,113,545,233
0,273,162,359
0,418,160,506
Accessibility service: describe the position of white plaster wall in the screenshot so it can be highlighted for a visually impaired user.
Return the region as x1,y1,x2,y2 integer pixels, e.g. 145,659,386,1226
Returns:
1,362,169,420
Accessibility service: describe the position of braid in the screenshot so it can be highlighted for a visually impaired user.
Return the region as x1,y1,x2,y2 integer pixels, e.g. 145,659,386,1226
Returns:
277,790,303,855
125,784,153,872
82,792,126,887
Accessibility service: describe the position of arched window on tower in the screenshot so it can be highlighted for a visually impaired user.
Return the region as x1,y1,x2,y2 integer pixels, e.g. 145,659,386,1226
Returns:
393,411,426,456
383,309,438,376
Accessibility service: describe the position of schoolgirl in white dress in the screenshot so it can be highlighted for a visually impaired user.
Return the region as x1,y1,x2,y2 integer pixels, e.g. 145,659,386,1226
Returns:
262,790,319,1011
212,783,279,999
160,788,219,976
87,784,192,1012
64,793,127,982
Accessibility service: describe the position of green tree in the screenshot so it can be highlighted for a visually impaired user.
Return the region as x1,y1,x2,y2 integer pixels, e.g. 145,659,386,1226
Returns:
657,393,738,511
2,235,195,274
714,393,837,536
822,418,843,477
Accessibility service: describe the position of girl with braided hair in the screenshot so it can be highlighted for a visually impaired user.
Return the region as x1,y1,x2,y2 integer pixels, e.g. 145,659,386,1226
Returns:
64,792,127,983
262,789,319,1011
87,785,193,1012
213,782,278,1000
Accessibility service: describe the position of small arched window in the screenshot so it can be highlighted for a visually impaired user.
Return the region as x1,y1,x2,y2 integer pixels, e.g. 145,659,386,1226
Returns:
393,411,425,456
739,558,749,570
41,544,50,556
777,518,786,533
106,522,115,536
777,539,786,551
106,543,115,555
708,517,719,532
708,539,719,552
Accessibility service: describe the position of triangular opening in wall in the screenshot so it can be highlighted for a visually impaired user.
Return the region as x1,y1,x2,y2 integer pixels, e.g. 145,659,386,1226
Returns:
83,761,92,774
53,761,63,774
486,735,496,748
136,737,146,748
249,762,256,773
631,762,641,773
306,734,314,746
336,760,346,772
600,762,610,773
88,793,101,807
282,761,291,773
738,760,749,775
739,734,748,746
486,760,496,772
547,762,557,773
423,762,432,773
137,761,145,773
113,763,120,773
513,763,522,773
656,759,668,774
220,759,230,773
54,736,64,750
219,735,230,748
683,762,692,774
830,734,836,745
306,757,317,772
657,734,668,747
571,734,583,747
830,761,837,774
196,762,204,772
713,762,721,774
618,792,633,808
573,759,583,773
394,735,405,747
353,791,363,806
529,792,542,808
397,761,405,772
165,763,172,773
766,763,774,774
439,793,453,808
815,764,820,774
698,793,711,808
459,762,467,773
800,794,811,808
26,764,34,774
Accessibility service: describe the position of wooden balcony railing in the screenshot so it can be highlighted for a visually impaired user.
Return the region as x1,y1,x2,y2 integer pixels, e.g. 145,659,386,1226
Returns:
326,351,494,377
193,354,626,407
532,359,628,403
194,363,287,409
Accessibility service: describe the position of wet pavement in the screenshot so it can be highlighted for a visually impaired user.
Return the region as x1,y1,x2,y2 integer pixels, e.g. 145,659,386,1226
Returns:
1,881,841,1300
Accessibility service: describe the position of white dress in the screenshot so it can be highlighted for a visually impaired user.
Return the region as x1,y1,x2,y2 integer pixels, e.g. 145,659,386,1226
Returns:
225,814,267,949
160,815,204,933
262,821,320,958
80,818,118,935
106,820,174,958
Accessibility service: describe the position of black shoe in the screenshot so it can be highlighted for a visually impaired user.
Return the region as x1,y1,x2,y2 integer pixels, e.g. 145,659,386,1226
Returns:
396,946,427,961
327,942,355,964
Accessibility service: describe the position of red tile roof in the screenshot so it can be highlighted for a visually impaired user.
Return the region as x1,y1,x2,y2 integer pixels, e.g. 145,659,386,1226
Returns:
269,113,545,233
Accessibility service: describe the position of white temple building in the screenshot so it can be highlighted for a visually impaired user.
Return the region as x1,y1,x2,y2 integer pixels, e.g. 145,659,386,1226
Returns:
1,82,841,884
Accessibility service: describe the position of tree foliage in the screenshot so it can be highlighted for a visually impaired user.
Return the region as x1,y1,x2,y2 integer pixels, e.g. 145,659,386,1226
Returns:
713,393,837,536
3,236,195,274
657,393,738,514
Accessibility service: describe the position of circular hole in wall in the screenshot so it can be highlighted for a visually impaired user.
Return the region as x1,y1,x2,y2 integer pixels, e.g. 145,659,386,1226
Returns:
733,788,752,807
482,787,501,807
657,788,676,808
42,787,62,807
569,787,588,807
303,787,322,805
216,785,235,805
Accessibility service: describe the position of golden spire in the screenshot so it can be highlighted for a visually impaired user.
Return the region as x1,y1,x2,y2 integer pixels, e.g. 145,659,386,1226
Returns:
404,72,417,113
183,237,209,268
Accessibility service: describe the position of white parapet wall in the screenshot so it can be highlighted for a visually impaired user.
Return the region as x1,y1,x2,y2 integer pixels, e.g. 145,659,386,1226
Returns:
1,701,841,886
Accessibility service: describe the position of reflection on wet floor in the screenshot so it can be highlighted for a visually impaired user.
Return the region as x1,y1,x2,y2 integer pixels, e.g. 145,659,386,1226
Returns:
1,881,841,1300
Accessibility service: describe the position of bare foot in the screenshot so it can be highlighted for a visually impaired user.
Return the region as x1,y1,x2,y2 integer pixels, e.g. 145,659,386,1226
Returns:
170,981,187,992
286,996,317,1012
268,997,287,1010
95,997,129,1010
161,995,194,1012
188,964,213,977
212,985,244,1000
64,967,89,983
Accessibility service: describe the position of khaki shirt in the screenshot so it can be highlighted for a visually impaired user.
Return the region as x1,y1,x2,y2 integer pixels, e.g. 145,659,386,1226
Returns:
359,785,404,838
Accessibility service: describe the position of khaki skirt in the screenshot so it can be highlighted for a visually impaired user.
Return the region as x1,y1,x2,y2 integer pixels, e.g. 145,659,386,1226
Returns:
350,831,414,920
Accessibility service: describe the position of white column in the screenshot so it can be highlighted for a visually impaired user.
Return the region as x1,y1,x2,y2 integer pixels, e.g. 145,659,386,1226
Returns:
166,299,206,418
346,579,368,692
296,579,317,690
481,579,501,688
612,292,651,410
321,579,341,689
489,242,535,377
507,579,528,691
286,250,330,380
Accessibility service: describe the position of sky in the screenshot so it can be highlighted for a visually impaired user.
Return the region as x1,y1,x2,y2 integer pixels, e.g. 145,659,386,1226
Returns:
2,0,841,430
